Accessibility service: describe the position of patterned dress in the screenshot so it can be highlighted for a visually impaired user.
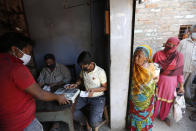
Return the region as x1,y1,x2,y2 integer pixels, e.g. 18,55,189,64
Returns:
129,45,156,131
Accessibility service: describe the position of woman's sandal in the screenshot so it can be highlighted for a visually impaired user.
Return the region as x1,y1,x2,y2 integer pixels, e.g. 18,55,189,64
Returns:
164,118,171,127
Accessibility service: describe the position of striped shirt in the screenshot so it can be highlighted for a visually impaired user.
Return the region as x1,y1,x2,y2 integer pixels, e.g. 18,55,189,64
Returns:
38,63,71,85
177,37,196,73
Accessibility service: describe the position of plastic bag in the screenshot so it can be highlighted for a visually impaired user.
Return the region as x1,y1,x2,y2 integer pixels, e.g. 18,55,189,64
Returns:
154,63,161,77
173,91,186,122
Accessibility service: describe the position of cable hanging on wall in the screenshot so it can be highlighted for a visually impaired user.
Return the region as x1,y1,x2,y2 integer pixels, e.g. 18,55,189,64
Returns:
64,0,90,9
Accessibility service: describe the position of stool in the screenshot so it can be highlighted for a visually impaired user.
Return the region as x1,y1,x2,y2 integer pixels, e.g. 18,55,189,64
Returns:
95,106,109,131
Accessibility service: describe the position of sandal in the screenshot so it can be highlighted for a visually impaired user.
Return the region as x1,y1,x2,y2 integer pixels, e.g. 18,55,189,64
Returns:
164,118,171,127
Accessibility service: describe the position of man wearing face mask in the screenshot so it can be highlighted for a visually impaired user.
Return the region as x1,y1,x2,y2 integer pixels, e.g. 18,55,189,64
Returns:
37,54,72,131
0,32,69,131
177,24,196,103
69,51,107,131
38,53,71,89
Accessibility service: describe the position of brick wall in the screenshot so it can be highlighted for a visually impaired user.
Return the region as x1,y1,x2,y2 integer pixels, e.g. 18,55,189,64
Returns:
134,0,196,54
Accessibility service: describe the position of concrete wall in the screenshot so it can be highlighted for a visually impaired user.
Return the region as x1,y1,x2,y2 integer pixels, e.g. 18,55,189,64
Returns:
134,0,196,54
110,0,133,129
23,0,105,73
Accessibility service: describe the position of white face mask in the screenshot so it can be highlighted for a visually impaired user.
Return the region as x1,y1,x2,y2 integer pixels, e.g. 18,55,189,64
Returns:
192,33,196,40
17,48,31,65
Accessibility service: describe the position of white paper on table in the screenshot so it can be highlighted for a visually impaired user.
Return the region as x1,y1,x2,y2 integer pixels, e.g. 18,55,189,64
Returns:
43,85,51,92
80,91,89,97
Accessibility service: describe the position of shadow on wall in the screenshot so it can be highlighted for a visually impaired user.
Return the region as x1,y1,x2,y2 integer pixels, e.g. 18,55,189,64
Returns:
23,0,106,75
23,0,92,75
33,34,90,75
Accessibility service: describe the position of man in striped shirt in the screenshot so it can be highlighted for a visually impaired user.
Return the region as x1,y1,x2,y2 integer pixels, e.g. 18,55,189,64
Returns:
38,53,71,88
38,53,72,131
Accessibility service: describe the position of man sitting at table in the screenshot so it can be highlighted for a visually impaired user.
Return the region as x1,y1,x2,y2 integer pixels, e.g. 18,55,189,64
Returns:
38,53,71,89
38,53,72,131
69,51,107,131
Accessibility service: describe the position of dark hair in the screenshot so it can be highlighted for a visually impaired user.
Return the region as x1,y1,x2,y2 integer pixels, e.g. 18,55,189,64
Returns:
0,32,34,53
77,51,92,65
44,53,55,61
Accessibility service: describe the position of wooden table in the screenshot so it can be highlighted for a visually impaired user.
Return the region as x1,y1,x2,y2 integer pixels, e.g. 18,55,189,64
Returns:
36,100,74,131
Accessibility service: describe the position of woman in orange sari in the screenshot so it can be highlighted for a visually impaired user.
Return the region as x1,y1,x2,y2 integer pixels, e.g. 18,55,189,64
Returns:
129,45,157,131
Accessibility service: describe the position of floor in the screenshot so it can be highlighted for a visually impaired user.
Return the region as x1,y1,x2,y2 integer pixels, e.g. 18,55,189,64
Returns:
43,105,196,131
153,105,196,131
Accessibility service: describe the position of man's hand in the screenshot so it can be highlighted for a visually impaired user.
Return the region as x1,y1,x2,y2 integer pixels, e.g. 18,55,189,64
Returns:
67,79,82,89
56,94,70,105
88,88,95,97
67,84,78,89
87,83,107,97
25,83,69,104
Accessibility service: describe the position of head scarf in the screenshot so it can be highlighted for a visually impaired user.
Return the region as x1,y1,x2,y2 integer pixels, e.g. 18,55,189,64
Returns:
164,37,180,53
153,37,184,76
132,45,153,95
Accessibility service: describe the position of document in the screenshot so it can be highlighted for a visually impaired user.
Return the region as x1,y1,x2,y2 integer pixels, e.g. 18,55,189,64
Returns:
80,91,89,97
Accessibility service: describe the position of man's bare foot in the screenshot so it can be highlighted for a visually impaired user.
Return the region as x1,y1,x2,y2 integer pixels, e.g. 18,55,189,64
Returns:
164,118,171,127
86,122,92,131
